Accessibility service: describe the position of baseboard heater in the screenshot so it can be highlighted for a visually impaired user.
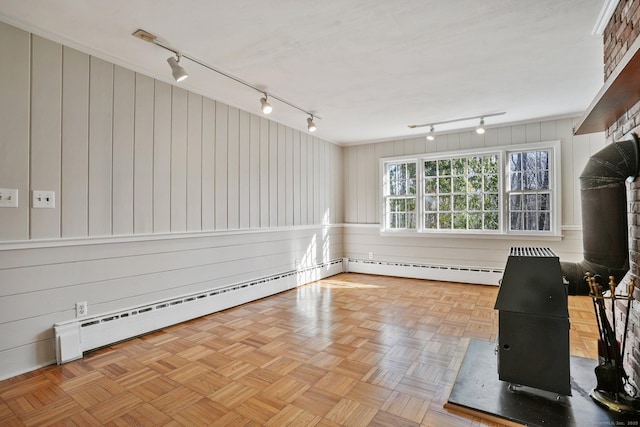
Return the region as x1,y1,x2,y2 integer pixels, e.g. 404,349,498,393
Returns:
344,258,502,286
54,259,343,364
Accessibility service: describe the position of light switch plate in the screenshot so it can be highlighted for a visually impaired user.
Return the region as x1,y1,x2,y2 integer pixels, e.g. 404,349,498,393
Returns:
0,188,18,208
32,191,55,208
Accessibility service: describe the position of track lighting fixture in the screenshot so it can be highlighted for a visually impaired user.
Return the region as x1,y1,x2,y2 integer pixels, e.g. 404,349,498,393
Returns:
307,116,317,133
260,95,273,114
167,54,189,82
426,126,435,141
133,29,320,133
408,112,505,133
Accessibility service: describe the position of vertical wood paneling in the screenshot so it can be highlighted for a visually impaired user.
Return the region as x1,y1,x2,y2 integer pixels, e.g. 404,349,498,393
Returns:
307,134,314,225
313,137,320,224
88,57,113,237
249,115,260,228
318,139,325,223
132,73,154,234
541,121,557,142
293,130,301,226
227,107,240,229
484,128,498,147
285,127,294,226
201,98,216,230
277,124,286,227
344,145,356,223
61,47,89,238
239,110,251,229
215,102,228,230
364,144,377,223
0,22,29,240
459,132,472,150
526,123,541,142
153,81,172,233
170,87,188,232
112,67,135,235
259,117,270,228
511,124,526,144
356,145,367,223
31,36,62,239
300,133,308,225
187,93,203,231
497,127,512,146
268,121,278,227
557,118,576,225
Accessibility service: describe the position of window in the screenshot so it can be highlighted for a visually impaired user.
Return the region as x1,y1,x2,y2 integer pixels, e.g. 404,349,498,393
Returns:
383,161,417,229
381,141,560,235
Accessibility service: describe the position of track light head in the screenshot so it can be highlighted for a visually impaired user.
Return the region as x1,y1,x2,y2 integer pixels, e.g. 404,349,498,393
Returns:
260,96,273,114
307,116,317,132
476,118,486,134
167,54,188,82
426,126,435,141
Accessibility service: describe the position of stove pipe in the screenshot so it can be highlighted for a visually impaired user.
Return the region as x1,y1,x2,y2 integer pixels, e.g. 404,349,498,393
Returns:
560,134,640,295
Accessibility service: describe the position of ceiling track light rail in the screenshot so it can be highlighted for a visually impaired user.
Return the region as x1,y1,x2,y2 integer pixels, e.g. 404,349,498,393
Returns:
408,112,505,140
133,29,320,131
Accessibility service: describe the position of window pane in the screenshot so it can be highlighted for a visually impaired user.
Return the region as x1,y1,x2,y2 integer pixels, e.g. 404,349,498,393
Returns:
424,195,437,211
538,151,549,170
469,156,482,174
469,194,482,211
469,213,482,229
424,213,437,229
509,194,521,210
407,213,416,229
484,212,499,230
510,212,522,230
453,194,466,211
510,172,522,190
524,194,537,210
424,160,437,177
484,194,498,210
407,198,416,211
525,212,537,230
525,152,536,170
453,213,467,229
484,174,498,192
424,177,437,193
453,176,466,193
452,158,466,175
439,213,451,229
408,179,416,195
438,195,451,210
438,159,451,176
438,177,451,193
510,153,522,172
468,175,482,192
538,193,550,210
538,212,551,231
523,171,537,190
484,155,498,174
537,170,549,190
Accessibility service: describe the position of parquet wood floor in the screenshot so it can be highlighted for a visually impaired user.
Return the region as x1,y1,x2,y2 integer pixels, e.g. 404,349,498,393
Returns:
0,273,598,426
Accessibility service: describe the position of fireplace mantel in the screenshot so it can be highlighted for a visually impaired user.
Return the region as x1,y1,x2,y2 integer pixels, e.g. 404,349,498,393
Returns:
574,34,640,135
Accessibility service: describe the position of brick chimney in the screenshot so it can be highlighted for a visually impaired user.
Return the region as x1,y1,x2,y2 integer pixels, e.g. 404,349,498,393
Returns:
601,0,640,392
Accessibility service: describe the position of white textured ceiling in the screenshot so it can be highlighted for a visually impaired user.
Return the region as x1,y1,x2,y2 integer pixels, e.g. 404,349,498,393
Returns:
0,0,605,144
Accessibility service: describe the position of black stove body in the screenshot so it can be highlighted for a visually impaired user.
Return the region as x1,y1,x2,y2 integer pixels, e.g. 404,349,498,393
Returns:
494,247,571,396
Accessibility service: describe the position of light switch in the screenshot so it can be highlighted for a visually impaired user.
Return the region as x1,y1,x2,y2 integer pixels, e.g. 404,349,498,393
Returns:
0,188,18,208
32,190,55,208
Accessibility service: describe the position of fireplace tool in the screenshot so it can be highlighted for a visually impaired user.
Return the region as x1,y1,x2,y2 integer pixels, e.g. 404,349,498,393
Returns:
586,273,639,413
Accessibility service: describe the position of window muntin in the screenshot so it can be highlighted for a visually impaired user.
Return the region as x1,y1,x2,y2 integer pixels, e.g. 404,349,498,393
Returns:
380,141,559,235
383,161,417,230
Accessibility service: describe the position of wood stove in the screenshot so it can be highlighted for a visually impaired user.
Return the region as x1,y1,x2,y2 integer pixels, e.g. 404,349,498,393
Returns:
494,247,571,396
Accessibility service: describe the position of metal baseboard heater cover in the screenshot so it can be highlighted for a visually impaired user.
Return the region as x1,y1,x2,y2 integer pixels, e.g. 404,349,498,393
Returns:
54,259,343,364
345,258,503,286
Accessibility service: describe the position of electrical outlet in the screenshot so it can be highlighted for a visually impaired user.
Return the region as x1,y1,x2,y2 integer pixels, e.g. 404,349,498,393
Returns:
0,188,18,208
368,252,374,259
33,191,55,208
76,301,88,317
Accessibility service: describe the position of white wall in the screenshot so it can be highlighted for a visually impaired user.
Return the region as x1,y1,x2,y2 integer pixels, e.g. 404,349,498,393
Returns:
0,21,344,379
342,118,606,270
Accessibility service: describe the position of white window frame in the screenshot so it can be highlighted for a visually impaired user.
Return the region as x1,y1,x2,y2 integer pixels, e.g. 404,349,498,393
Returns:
380,140,561,237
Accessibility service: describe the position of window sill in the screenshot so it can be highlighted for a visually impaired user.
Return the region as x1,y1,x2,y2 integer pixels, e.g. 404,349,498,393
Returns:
378,229,564,241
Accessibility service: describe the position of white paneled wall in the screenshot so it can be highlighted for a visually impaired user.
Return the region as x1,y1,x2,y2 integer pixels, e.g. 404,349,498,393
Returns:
343,119,606,270
0,21,344,380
